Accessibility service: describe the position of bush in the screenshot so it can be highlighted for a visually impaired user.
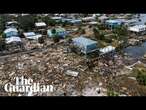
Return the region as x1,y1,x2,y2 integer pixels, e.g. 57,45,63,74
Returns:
136,69,146,86
51,28,56,34
17,15,36,31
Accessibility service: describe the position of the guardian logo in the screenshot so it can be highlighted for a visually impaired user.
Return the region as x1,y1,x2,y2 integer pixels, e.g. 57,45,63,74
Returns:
4,76,54,94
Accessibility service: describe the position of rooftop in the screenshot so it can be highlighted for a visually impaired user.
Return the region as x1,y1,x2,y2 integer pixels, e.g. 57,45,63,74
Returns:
106,19,123,24
4,28,18,34
23,32,36,37
73,36,97,47
128,25,146,32
99,46,115,54
35,22,46,27
5,36,21,44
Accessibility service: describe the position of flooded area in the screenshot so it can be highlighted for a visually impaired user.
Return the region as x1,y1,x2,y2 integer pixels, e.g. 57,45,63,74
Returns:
124,14,146,58
124,42,146,58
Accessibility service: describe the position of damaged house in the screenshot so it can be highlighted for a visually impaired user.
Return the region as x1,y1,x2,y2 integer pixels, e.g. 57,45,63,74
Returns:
4,28,22,44
72,36,98,54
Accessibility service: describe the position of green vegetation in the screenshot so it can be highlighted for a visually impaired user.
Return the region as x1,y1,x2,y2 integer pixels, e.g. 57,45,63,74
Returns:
136,69,146,86
65,35,73,43
97,23,106,30
107,87,119,96
0,37,6,51
51,28,56,34
0,14,17,34
17,15,36,31
113,26,128,37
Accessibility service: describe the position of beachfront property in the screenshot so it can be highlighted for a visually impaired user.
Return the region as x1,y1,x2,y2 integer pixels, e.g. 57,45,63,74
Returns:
128,25,146,35
72,36,98,54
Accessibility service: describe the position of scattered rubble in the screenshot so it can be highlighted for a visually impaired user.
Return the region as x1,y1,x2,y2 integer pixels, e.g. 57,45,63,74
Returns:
65,70,79,77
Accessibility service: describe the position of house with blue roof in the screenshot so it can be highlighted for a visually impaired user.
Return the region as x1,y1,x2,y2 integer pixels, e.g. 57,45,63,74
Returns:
47,27,68,38
105,19,124,29
72,36,98,54
4,28,18,38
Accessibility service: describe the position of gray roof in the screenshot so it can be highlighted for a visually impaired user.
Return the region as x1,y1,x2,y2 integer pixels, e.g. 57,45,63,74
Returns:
73,36,97,47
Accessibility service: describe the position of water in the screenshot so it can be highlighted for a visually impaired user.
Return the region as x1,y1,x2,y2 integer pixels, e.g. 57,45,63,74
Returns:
124,42,146,58
123,14,146,58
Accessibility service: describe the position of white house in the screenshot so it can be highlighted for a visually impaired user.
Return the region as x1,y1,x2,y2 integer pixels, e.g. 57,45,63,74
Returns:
128,25,146,35
35,22,47,27
99,46,115,54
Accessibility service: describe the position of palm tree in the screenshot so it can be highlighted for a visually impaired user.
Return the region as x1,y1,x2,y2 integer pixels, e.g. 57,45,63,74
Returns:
93,27,100,39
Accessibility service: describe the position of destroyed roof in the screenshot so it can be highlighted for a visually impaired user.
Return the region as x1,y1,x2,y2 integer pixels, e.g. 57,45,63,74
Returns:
5,36,22,44
35,22,47,27
23,32,42,40
4,28,18,34
99,46,115,54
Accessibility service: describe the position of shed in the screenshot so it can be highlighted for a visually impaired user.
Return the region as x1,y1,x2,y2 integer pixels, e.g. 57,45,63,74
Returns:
72,36,98,54
99,46,115,54
35,22,46,27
